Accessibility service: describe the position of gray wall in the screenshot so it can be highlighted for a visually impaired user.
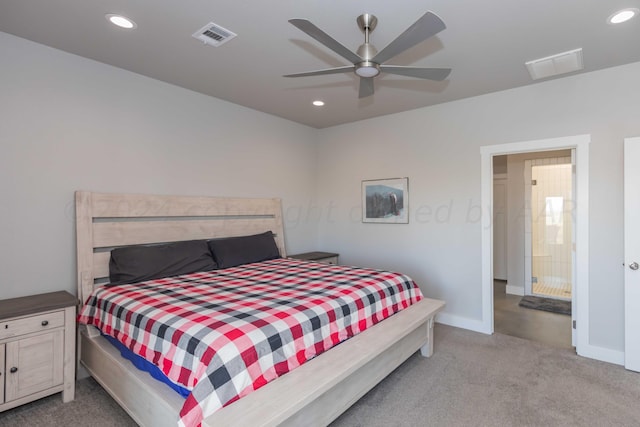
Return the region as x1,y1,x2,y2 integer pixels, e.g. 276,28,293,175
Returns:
0,32,318,299
315,61,640,354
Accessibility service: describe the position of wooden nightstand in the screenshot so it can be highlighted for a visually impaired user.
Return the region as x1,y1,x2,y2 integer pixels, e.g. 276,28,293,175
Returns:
289,251,339,265
0,291,77,412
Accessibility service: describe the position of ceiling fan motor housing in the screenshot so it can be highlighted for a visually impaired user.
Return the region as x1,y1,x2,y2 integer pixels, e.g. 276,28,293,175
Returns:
357,42,378,61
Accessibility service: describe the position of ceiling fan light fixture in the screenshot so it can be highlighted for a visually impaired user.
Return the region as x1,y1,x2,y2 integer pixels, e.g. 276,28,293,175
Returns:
608,8,638,24
355,62,380,78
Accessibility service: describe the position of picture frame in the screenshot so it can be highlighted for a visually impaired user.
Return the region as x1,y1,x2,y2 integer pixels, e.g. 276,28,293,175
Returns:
362,177,409,223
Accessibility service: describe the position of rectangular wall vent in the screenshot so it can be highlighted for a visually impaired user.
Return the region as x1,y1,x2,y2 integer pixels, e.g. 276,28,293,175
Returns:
525,48,584,81
192,22,237,47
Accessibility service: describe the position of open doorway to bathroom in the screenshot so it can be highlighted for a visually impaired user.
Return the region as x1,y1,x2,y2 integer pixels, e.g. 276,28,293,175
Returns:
492,150,573,350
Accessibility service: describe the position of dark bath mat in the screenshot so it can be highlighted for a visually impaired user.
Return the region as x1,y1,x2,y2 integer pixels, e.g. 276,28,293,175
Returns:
519,295,571,316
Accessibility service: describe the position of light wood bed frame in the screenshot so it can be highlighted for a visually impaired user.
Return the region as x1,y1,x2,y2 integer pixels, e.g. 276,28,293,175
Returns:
75,191,445,427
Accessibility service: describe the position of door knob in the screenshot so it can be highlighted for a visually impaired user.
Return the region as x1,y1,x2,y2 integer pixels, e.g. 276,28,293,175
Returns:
631,262,639,271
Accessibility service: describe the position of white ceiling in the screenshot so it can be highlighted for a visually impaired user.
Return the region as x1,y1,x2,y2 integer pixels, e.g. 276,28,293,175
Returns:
1,0,639,128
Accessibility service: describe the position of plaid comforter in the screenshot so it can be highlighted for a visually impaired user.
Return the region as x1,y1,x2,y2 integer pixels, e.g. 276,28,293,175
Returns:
77,258,423,427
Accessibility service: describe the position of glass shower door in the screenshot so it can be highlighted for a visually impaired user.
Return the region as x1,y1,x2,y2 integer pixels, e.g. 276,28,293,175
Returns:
530,161,573,300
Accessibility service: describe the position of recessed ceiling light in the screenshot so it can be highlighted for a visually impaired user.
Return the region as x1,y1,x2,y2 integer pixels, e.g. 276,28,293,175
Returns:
312,100,325,107
608,8,639,24
106,14,137,29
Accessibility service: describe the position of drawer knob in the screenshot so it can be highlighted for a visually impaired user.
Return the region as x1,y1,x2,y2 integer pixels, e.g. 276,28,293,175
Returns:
41,320,49,326
10,367,18,373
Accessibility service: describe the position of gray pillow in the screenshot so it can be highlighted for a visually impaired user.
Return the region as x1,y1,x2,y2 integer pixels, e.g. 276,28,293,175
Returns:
109,240,217,285
207,231,280,269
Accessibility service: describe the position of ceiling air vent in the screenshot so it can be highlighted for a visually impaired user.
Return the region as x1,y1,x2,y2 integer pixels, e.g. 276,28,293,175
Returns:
525,48,584,81
192,22,237,47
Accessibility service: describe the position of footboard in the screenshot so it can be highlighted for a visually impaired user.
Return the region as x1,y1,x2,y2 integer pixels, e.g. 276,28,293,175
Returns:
204,297,445,427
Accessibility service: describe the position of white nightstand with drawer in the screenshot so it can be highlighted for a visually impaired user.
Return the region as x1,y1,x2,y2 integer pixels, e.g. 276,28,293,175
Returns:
0,291,77,412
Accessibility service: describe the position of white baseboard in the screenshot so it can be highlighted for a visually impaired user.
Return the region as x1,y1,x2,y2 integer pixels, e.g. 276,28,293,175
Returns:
506,285,525,296
577,344,624,366
436,312,489,334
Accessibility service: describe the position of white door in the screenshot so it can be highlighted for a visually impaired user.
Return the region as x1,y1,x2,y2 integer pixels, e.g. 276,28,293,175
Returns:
493,177,507,280
625,137,640,372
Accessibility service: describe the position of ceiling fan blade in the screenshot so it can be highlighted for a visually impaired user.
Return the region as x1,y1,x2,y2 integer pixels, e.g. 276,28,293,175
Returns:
380,66,451,80
283,65,355,78
359,77,374,98
289,19,362,64
372,12,446,65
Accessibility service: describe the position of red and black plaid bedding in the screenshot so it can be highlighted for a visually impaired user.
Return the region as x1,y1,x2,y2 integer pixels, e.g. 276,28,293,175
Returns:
77,257,423,427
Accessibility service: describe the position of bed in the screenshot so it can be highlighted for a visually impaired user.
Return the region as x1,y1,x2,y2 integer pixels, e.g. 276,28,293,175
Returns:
75,191,445,427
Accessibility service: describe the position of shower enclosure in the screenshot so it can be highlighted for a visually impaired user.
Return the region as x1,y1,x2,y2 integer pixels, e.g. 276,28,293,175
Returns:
525,157,573,300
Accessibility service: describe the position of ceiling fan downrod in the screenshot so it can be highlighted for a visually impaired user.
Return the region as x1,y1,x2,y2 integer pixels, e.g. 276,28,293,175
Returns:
357,14,378,44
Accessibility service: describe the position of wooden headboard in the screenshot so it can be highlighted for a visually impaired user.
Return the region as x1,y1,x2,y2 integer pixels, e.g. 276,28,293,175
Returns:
75,191,286,303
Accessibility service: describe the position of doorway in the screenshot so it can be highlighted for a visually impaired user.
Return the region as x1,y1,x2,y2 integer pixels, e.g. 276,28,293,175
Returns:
492,152,574,348
481,134,590,355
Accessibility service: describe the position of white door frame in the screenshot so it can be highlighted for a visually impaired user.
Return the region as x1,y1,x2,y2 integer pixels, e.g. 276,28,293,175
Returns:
480,134,590,356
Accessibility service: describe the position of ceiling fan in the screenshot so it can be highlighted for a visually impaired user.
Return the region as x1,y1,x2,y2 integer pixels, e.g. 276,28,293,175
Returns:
284,11,451,98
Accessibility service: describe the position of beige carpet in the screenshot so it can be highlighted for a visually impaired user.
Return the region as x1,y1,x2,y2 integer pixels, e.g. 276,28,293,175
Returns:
332,325,640,426
1,325,639,426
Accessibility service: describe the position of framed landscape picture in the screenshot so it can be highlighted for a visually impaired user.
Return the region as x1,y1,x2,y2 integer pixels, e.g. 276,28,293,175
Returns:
362,177,409,223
